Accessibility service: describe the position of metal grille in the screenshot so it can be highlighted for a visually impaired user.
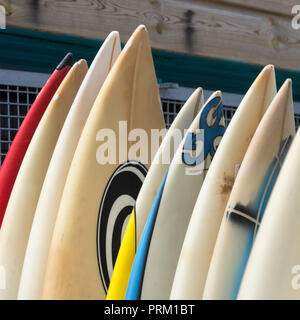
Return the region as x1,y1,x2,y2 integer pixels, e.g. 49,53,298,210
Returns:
0,84,41,165
161,98,237,128
161,98,184,128
162,98,300,130
1,87,300,167
295,114,300,129
223,105,237,127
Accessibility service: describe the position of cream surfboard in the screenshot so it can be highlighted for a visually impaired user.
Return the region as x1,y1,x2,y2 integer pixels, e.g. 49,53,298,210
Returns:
237,116,300,300
42,25,165,300
170,65,277,300
107,87,204,300
203,79,295,300
0,60,87,300
126,91,225,300
18,32,121,300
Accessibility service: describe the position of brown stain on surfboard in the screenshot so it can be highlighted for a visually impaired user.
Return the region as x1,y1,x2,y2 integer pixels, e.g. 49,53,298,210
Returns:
220,173,234,195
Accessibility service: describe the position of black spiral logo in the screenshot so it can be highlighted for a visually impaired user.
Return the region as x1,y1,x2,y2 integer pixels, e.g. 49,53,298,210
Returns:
96,161,147,292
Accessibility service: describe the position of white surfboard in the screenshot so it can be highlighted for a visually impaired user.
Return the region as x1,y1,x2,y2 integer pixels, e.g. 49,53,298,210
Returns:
203,79,295,300
42,25,165,300
237,98,300,300
17,32,121,300
0,60,87,300
107,87,204,300
170,65,276,300
125,91,225,300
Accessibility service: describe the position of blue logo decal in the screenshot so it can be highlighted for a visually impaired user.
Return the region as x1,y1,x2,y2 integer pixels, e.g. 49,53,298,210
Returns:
182,96,225,166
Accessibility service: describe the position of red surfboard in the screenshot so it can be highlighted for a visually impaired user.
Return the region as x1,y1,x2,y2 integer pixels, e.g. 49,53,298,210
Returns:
0,53,73,227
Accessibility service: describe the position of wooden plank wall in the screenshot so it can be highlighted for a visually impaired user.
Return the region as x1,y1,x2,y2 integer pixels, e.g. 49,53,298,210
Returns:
1,0,300,70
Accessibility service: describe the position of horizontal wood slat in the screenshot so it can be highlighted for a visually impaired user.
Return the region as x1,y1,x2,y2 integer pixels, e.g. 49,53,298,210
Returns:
213,0,298,17
2,0,300,70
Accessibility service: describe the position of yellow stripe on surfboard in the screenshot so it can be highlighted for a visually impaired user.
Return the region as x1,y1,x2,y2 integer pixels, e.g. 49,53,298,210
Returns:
107,210,136,300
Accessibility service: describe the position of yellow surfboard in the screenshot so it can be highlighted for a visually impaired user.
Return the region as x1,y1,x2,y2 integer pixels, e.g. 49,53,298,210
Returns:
107,88,204,300
0,60,87,300
42,25,165,300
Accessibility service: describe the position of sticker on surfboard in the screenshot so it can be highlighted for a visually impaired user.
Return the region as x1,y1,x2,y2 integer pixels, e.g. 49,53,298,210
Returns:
96,161,147,292
182,96,224,175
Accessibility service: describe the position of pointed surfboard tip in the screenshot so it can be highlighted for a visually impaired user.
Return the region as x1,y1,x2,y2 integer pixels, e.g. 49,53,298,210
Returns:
283,78,292,87
265,64,274,70
133,25,148,40
255,64,276,92
56,52,73,70
123,25,149,53
136,24,147,32
262,64,275,74
132,25,148,40
262,64,274,74
75,58,87,66
208,90,222,100
108,30,120,41
278,78,293,101
73,59,88,72
194,87,203,99
261,64,275,77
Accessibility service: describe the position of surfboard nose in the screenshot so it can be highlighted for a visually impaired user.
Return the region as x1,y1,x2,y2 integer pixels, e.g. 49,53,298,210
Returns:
107,30,120,43
122,25,149,52
136,24,147,32
74,59,88,68
56,52,73,70
259,64,275,85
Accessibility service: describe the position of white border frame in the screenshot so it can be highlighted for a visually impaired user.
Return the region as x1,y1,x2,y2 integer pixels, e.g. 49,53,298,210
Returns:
0,69,50,88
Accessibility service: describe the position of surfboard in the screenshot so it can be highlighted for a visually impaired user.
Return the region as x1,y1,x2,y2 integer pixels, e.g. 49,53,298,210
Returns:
170,65,277,300
125,91,225,300
18,32,121,300
203,79,295,300
107,87,204,300
0,60,87,300
237,99,300,300
42,25,165,300
0,53,73,227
